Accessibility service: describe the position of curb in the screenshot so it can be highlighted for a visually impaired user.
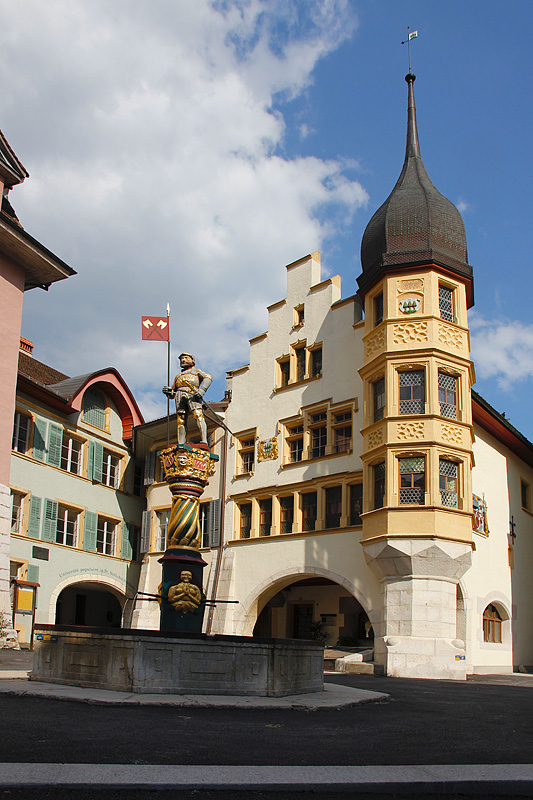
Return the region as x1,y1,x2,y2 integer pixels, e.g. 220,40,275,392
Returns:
0,679,389,709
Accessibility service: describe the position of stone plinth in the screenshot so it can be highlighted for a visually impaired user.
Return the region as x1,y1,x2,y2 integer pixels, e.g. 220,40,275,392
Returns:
364,538,472,680
31,625,324,697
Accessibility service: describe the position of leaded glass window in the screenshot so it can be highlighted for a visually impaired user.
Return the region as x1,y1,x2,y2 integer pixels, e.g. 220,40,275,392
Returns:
325,486,342,528
399,457,425,504
374,292,383,327
439,372,457,419
439,285,454,322
440,459,458,507
374,378,385,421
399,370,425,414
240,503,252,539
374,462,385,509
302,492,317,531
259,499,272,537
280,496,294,534
295,347,306,382
311,347,322,377
350,484,363,525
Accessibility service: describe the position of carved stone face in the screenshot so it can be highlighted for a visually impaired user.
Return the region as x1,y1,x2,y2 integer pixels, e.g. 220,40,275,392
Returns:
180,570,192,583
177,453,188,466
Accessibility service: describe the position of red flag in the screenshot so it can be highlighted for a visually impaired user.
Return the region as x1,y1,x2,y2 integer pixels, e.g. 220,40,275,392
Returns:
141,316,170,341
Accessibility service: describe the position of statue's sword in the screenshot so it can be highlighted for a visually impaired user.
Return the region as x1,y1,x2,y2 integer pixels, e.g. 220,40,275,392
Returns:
199,397,235,437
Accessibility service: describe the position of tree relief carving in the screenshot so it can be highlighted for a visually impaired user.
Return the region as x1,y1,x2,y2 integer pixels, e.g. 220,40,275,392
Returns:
392,321,428,344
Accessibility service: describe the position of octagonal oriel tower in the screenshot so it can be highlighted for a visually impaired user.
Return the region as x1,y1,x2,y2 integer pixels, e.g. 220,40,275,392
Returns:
357,73,475,679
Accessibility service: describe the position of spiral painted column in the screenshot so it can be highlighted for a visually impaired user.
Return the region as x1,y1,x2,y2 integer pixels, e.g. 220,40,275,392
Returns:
159,443,219,633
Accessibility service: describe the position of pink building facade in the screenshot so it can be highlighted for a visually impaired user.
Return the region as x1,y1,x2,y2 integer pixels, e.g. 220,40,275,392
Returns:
0,130,75,616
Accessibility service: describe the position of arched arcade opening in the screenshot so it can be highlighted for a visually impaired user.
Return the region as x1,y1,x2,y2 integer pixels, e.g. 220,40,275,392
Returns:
55,582,124,628
252,576,374,647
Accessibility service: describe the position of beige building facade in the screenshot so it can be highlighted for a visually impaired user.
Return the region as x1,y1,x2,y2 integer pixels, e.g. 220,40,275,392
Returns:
132,73,533,680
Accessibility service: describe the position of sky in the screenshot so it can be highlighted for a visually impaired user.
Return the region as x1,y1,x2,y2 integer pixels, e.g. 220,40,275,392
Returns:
2,0,533,439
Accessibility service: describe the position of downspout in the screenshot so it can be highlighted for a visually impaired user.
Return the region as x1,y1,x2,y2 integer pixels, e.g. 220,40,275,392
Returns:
206,424,228,633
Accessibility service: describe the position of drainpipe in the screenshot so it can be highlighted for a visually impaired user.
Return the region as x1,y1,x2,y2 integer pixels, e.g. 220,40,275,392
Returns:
206,424,228,633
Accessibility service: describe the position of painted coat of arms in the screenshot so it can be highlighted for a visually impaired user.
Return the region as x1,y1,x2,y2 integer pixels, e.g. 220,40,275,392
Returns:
473,494,489,536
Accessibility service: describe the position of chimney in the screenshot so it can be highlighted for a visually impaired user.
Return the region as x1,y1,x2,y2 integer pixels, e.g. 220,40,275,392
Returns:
20,337,34,356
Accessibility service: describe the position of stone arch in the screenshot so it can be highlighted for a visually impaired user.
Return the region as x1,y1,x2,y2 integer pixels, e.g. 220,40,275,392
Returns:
48,573,134,624
235,565,376,637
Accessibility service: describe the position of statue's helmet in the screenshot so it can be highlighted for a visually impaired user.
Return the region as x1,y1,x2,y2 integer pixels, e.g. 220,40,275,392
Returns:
179,352,195,365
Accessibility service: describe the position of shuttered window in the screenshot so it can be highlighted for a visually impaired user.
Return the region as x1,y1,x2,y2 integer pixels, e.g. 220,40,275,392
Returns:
28,496,42,538
42,499,58,542
84,511,98,552
140,510,153,553
47,424,63,468
33,418,47,461
12,412,30,454
121,522,140,561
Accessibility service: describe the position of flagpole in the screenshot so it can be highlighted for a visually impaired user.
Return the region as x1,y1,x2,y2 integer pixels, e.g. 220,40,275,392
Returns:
407,27,411,73
166,302,171,447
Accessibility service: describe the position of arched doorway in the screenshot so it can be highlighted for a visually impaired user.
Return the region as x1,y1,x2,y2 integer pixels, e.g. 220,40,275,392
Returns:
55,582,123,628
253,576,374,647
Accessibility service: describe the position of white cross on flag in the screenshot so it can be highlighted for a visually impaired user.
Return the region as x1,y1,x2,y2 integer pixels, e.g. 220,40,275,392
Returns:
142,316,170,341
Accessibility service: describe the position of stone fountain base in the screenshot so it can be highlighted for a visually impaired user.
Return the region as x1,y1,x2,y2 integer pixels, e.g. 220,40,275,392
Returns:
31,625,324,697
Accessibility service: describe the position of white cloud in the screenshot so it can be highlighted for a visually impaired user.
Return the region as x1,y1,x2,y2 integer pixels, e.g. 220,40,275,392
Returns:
1,0,366,418
469,311,533,390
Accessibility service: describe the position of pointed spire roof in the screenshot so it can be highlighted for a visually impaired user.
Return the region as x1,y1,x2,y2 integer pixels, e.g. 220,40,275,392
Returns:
358,73,473,305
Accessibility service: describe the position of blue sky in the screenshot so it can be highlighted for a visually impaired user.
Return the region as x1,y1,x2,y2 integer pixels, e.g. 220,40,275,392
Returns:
2,1,533,439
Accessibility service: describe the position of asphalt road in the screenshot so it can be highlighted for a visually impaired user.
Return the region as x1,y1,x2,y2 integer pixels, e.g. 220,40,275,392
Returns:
1,671,532,797
0,673,530,766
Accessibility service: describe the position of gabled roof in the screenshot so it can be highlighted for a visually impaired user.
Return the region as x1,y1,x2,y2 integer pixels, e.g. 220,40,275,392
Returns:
472,391,533,469
18,351,68,386
0,129,28,188
18,353,144,441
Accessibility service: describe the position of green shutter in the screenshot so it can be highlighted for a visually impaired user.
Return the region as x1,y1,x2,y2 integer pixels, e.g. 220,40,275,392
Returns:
28,496,42,538
121,522,133,560
47,423,63,468
84,511,98,552
87,440,94,479
42,498,58,542
27,564,39,584
33,419,47,461
209,499,221,547
93,442,103,483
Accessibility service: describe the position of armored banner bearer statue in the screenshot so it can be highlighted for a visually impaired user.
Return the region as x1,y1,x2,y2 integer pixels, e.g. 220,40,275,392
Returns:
163,352,212,445
159,352,218,633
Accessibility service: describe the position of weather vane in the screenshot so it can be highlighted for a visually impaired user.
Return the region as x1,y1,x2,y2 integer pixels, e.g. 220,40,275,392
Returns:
401,27,418,73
